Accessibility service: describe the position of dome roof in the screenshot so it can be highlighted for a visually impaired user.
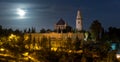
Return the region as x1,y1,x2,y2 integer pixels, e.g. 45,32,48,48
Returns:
56,18,66,25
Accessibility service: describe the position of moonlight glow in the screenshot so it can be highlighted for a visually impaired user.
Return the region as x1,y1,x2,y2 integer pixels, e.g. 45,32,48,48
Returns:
17,8,26,17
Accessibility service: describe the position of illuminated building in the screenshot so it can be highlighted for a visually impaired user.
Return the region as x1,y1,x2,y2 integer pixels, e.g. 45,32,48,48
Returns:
55,18,67,33
24,32,84,50
24,10,85,51
76,10,82,31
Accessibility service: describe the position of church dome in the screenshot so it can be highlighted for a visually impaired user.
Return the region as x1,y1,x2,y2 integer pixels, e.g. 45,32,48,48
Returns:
56,18,66,25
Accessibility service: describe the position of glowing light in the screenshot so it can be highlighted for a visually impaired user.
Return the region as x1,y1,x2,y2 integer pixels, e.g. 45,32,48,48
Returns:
116,54,120,59
111,43,116,50
24,36,29,40
17,8,26,17
23,52,29,56
76,50,83,53
51,48,57,51
9,34,15,39
8,34,20,41
0,48,5,51
84,32,89,41
68,50,72,53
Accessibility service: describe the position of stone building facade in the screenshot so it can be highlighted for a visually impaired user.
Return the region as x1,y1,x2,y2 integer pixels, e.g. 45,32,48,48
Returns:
24,32,84,50
24,10,84,51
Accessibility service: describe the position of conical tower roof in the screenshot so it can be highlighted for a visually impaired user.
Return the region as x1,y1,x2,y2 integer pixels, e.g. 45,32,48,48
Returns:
76,10,82,19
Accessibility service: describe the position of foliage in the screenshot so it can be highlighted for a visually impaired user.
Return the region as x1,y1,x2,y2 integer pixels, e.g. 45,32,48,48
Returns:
66,37,73,50
46,29,52,33
40,36,48,49
74,37,81,50
40,28,46,33
99,42,111,57
108,27,120,42
90,20,103,41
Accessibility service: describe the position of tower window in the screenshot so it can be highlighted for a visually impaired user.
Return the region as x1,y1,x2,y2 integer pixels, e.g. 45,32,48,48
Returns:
78,21,80,24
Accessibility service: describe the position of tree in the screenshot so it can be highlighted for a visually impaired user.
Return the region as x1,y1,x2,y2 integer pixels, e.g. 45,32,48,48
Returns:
108,27,120,42
66,37,72,50
41,36,48,49
46,29,52,33
90,20,103,41
25,34,32,50
99,42,111,58
0,25,2,36
32,37,36,49
14,29,22,35
0,25,2,30
31,27,36,33
74,37,81,50
28,28,31,33
66,26,72,32
40,28,46,33
24,28,27,33
63,26,73,33
48,37,51,50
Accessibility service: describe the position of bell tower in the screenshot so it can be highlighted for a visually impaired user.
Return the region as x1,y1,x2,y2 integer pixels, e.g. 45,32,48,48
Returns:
76,10,82,31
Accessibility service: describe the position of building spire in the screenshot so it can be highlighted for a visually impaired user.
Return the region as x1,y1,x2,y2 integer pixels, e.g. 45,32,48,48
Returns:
76,9,82,31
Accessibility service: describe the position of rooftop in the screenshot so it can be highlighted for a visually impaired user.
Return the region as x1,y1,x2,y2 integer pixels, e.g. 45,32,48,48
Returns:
56,18,66,25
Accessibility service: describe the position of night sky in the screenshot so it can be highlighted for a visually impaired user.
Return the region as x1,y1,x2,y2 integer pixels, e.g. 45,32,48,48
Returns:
0,0,120,32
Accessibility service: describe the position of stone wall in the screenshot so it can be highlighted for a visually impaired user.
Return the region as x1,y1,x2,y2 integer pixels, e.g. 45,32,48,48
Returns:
24,32,84,50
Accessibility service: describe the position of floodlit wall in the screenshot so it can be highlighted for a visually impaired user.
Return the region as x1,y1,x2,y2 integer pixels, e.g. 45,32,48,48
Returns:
24,32,84,50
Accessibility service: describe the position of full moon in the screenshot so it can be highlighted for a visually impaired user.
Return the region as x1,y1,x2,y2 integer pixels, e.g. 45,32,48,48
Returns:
17,8,26,17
